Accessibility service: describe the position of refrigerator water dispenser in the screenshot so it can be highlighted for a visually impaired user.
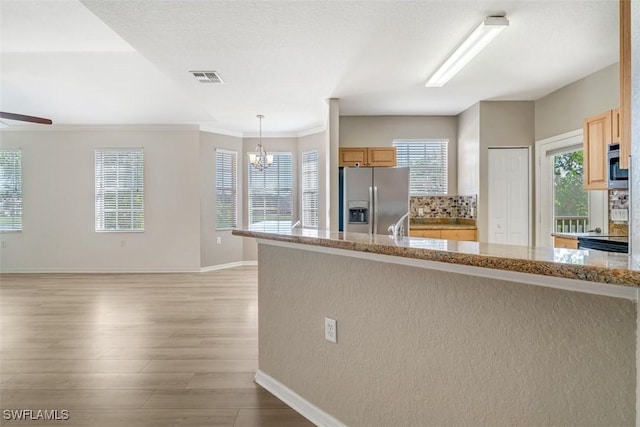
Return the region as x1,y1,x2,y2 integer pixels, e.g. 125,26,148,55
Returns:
347,201,369,224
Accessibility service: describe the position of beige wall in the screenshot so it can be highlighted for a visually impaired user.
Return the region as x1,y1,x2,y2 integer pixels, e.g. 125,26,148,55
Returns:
0,127,201,272
199,131,245,268
534,63,619,141
456,103,480,196
258,244,636,426
479,101,535,242
339,116,458,195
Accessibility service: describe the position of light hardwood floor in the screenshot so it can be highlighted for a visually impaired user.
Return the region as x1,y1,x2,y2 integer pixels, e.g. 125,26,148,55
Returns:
0,267,313,426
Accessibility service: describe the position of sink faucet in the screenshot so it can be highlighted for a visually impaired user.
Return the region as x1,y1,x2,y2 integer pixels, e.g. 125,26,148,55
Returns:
388,212,410,239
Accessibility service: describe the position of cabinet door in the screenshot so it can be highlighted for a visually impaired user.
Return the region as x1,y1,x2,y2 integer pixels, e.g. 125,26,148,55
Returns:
367,147,397,167
440,229,477,242
583,111,611,190
339,148,367,167
409,230,441,238
612,108,621,143
553,236,578,249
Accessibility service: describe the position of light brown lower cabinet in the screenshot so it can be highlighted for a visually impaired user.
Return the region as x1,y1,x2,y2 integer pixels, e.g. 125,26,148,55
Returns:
410,229,477,242
553,236,579,249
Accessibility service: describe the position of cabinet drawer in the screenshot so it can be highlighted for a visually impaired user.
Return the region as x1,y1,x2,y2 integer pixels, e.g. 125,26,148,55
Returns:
409,229,441,239
440,229,477,241
554,236,578,249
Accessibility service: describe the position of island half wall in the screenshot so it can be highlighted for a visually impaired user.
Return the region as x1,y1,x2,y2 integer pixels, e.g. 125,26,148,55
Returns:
254,241,636,426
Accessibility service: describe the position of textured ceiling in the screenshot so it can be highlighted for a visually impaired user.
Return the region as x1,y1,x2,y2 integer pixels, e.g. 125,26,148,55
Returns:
0,0,619,135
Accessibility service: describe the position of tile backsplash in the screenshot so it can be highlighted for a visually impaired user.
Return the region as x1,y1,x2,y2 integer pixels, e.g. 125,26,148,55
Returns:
609,189,629,235
410,195,477,219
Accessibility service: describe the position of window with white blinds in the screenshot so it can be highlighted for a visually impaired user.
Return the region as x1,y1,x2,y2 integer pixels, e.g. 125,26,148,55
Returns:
95,148,144,232
215,149,237,230
248,152,293,233
301,150,319,229
0,149,22,232
393,140,448,195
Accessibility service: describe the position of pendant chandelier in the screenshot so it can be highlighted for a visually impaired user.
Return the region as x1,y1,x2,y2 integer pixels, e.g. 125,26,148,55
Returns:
249,114,273,171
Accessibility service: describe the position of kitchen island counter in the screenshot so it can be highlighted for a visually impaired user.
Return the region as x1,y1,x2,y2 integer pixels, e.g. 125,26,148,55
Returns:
232,227,637,426
232,228,640,297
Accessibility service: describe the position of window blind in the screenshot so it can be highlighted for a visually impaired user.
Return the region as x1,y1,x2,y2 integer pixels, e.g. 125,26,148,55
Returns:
216,149,237,230
0,149,22,231
248,152,293,233
95,148,144,232
301,150,319,229
393,140,448,195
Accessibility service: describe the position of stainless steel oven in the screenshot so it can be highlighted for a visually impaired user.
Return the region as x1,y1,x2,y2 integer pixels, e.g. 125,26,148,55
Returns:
608,143,629,189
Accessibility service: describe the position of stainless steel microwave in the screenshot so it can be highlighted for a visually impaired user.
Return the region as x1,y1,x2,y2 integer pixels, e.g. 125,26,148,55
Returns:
608,143,629,189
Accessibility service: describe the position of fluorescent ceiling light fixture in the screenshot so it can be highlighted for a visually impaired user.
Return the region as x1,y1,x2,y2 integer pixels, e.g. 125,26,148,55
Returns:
425,15,509,87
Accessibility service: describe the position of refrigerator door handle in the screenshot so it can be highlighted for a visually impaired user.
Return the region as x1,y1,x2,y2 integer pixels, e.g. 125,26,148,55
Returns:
373,186,379,234
369,186,374,234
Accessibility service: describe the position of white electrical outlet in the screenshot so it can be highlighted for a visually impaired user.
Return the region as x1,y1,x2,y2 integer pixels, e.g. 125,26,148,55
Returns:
325,317,337,343
216,236,222,244
418,208,424,216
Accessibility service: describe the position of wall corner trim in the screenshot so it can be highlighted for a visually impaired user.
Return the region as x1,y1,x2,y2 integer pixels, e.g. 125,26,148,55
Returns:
254,370,347,427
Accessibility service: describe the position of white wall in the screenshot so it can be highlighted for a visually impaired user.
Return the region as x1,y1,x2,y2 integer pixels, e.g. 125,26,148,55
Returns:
0,127,201,272
339,116,458,195
199,131,245,269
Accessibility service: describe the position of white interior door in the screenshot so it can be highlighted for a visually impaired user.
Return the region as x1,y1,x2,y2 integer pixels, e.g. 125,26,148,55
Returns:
488,148,530,246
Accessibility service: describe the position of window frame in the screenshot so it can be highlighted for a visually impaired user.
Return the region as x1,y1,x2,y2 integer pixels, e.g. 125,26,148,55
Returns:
301,149,319,229
393,139,448,196
95,148,145,233
0,149,23,232
215,149,238,230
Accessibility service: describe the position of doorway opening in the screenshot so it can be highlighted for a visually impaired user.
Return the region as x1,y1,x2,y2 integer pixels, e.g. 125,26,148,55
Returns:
553,149,589,233
535,130,608,247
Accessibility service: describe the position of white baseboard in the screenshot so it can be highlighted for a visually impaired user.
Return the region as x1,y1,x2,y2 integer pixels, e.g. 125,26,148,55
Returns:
254,370,347,427
200,261,257,272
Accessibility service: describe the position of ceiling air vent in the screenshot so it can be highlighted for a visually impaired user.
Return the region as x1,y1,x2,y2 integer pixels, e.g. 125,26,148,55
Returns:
190,71,224,84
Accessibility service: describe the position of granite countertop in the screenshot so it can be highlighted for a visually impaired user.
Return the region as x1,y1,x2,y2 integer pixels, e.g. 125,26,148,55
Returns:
411,218,477,230
232,228,640,288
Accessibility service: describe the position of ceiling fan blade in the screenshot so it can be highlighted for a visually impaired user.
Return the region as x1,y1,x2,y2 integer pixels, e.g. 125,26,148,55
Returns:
0,112,52,125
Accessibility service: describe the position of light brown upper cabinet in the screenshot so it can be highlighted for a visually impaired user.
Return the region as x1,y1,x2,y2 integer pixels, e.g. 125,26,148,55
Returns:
612,108,621,143
339,147,397,167
583,111,611,190
339,147,367,167
619,0,631,169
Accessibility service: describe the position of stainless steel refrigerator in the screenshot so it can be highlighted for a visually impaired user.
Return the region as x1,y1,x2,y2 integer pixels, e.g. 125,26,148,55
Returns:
343,167,410,235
